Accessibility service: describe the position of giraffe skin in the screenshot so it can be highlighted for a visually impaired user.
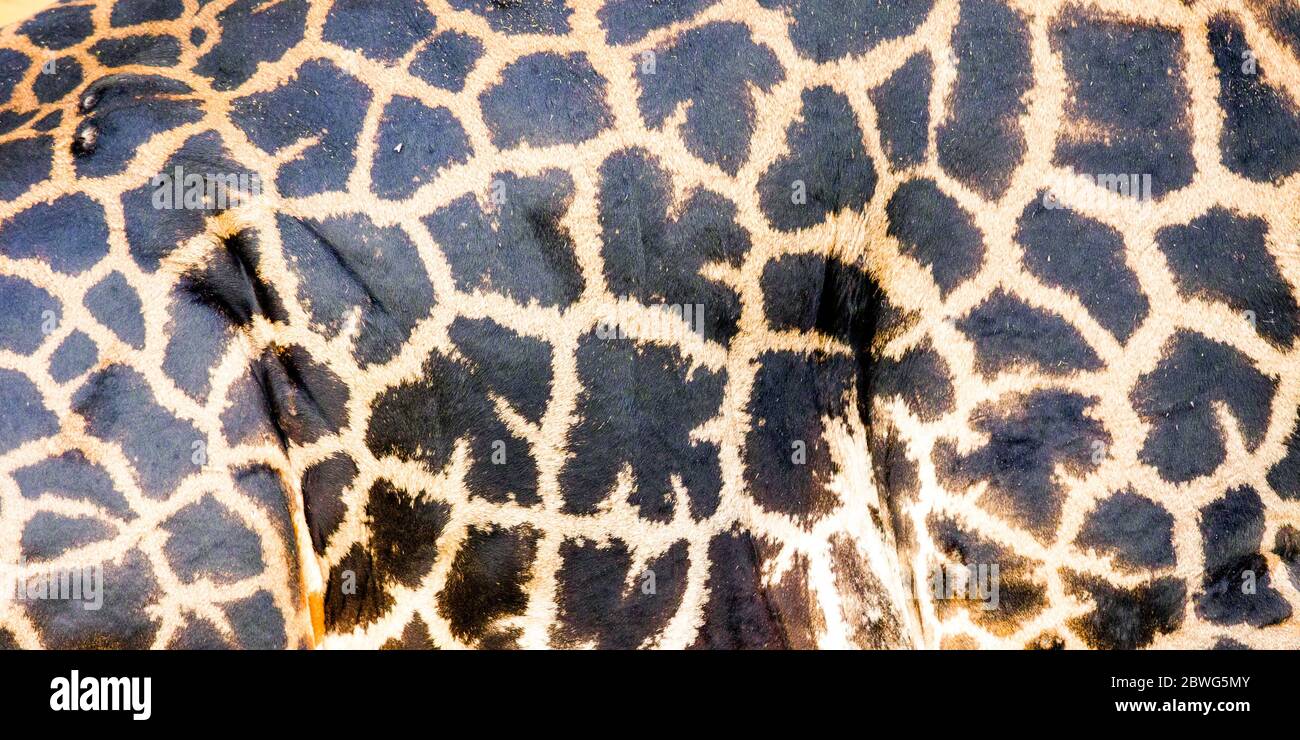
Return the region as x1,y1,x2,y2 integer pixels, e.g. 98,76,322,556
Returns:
0,0,1298,650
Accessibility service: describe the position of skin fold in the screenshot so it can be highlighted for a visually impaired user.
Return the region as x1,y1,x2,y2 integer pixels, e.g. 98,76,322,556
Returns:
0,0,1297,650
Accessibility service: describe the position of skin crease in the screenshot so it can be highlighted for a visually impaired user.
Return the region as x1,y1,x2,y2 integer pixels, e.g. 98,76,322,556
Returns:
0,0,1297,651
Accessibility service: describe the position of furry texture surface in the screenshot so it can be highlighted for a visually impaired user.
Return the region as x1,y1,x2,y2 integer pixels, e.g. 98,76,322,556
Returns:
0,0,1298,650
0,2,51,30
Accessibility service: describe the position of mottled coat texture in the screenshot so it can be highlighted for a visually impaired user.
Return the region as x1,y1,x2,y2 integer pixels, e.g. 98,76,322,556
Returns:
0,0,1298,650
